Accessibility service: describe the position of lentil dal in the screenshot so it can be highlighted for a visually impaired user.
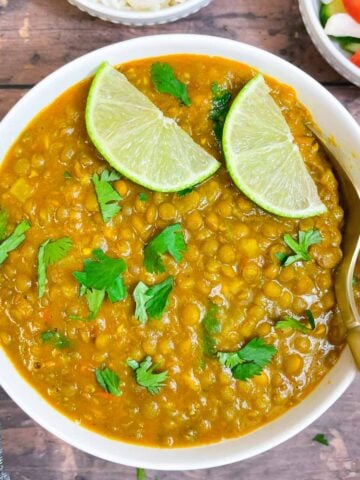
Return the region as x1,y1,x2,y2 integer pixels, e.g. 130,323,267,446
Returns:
0,55,348,447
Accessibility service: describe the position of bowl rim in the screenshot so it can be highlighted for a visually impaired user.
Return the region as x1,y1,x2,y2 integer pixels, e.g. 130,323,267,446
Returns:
69,0,209,19
0,34,358,470
299,0,360,87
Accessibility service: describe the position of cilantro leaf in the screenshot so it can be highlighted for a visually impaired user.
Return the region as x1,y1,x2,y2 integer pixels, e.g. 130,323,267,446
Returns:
151,62,191,106
202,302,221,334
133,282,150,324
0,220,30,265
83,288,106,321
306,309,316,330
276,317,310,333
137,468,146,480
277,229,322,266
63,171,72,179
41,330,71,349
313,433,329,446
209,82,232,142
353,276,358,286
138,192,148,202
133,277,174,324
202,302,221,357
146,277,174,320
95,367,122,396
144,224,187,274
127,356,168,395
218,338,277,381
38,237,73,297
0,210,8,241
72,249,127,320
92,170,122,223
276,310,316,333
177,186,195,197
74,249,127,292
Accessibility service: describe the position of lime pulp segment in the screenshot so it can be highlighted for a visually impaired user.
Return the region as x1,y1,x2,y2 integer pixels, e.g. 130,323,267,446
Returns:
222,74,327,219
85,62,220,193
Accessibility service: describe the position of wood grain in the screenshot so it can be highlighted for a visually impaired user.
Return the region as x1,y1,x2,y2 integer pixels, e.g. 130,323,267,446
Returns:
0,0,359,479
0,0,347,86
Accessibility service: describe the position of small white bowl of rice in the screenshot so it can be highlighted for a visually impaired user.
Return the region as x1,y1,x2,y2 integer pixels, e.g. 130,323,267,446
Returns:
67,0,212,25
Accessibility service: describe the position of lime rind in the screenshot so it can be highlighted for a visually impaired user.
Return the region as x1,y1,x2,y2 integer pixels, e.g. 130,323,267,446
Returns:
222,74,327,219
86,62,220,193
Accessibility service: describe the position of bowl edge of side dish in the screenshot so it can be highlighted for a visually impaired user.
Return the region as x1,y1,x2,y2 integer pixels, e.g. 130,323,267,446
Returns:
67,0,212,25
299,0,360,87
0,34,358,470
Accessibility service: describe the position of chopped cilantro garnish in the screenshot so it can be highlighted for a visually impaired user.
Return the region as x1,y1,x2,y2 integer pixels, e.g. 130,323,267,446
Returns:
313,433,329,445
137,468,146,480
209,82,232,142
353,276,359,286
305,309,316,330
133,277,173,324
63,171,72,179
0,220,30,265
177,186,195,197
92,170,122,223
276,310,316,333
72,249,127,320
0,210,8,241
74,249,127,293
41,330,71,349
218,338,277,381
81,288,106,321
276,229,322,266
144,224,187,274
37,238,72,298
95,367,122,396
202,302,221,357
151,62,191,107
138,192,148,202
127,356,168,395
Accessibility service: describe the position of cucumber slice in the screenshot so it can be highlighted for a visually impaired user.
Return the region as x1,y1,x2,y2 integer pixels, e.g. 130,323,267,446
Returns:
320,0,346,27
341,39,360,52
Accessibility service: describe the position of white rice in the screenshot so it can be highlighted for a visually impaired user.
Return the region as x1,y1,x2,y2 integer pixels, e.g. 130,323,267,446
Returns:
95,0,189,11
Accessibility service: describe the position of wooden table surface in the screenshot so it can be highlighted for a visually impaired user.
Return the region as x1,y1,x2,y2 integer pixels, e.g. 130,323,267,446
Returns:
0,1,359,479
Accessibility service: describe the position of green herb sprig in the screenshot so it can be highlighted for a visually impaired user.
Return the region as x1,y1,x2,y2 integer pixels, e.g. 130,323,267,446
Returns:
202,302,221,357
313,433,329,445
151,62,191,106
127,356,168,395
41,330,71,349
218,338,277,381
276,310,316,333
92,170,122,223
144,224,187,274
209,82,232,142
95,367,122,396
38,237,72,297
72,249,127,320
133,277,173,324
276,229,322,266
0,220,30,265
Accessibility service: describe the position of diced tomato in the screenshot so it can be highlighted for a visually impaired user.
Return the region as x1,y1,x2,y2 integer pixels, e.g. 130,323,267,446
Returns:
343,0,360,23
350,50,360,66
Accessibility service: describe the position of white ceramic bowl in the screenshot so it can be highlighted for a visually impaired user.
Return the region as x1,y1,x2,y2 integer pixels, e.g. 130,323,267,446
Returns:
67,0,212,25
299,0,360,87
0,34,359,470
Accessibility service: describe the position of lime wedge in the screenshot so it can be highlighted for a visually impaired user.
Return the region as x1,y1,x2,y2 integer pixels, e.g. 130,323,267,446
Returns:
222,74,327,218
86,62,220,192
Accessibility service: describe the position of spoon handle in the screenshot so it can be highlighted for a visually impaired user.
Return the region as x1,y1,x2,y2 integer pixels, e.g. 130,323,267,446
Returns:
347,326,360,369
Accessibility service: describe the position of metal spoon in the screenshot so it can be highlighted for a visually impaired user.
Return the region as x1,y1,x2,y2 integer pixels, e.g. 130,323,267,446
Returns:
308,124,360,369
